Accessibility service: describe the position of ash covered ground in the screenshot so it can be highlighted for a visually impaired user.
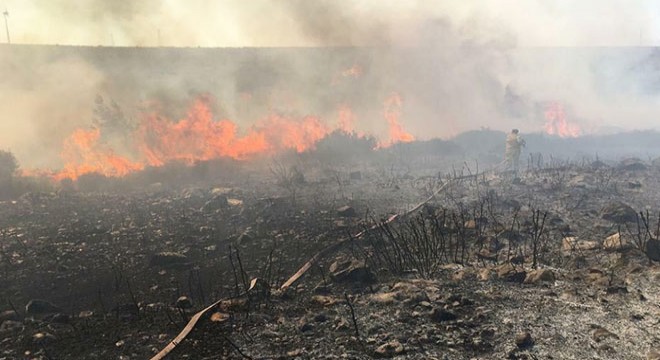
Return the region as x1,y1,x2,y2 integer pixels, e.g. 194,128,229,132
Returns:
1,139,660,360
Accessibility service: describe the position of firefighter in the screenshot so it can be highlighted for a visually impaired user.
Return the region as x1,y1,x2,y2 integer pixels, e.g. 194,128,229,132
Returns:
505,129,525,174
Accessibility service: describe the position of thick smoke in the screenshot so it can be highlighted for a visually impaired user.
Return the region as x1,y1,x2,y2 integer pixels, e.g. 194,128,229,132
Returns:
2,0,660,169
0,51,105,168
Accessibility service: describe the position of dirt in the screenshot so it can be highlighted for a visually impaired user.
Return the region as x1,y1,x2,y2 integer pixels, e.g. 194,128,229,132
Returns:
0,159,659,359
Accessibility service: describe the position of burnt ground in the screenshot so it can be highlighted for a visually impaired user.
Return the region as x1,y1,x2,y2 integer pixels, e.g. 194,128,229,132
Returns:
1,158,660,359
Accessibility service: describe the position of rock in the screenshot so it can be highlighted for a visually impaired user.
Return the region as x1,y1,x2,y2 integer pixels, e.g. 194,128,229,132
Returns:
32,332,57,345
548,216,571,233
78,310,94,318
313,313,328,323
201,194,229,212
592,327,619,342
149,252,189,267
562,237,599,252
329,259,375,284
299,321,314,333
175,296,193,309
374,340,404,357
235,228,255,245
25,299,62,315
496,263,527,283
496,263,516,278
370,292,398,305
349,171,362,180
523,269,555,284
227,198,243,206
617,158,647,171
310,295,337,306
586,268,608,285
515,331,534,348
601,202,637,223
647,348,660,360
0,320,23,333
210,187,231,196
287,349,304,358
452,268,476,282
49,313,70,324
606,286,628,294
478,268,492,281
645,239,660,261
603,233,631,251
0,310,19,323
337,205,357,217
430,308,457,322
591,160,608,169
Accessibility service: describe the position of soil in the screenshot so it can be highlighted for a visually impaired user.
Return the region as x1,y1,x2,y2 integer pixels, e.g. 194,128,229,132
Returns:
1,159,659,359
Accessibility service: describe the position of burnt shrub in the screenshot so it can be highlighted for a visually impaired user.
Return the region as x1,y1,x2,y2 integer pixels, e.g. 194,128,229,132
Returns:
76,172,112,193
305,130,376,164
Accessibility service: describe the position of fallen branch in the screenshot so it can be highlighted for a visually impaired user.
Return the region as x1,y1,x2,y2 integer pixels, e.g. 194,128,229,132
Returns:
150,294,242,360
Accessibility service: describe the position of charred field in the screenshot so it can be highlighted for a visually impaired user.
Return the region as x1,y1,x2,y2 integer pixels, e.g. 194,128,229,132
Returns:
1,143,660,360
3,44,660,360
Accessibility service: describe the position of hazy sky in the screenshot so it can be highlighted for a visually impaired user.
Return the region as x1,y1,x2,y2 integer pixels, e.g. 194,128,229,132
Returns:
2,0,660,47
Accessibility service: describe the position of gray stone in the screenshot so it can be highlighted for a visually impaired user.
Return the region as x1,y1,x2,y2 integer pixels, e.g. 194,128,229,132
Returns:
601,202,637,223
645,239,660,261
515,331,534,348
430,308,457,322
329,259,375,284
149,252,189,267
32,332,57,345
524,269,555,284
0,310,19,323
0,320,23,333
201,194,229,212
618,158,647,171
25,299,62,315
175,296,193,309
375,340,404,358
337,205,357,217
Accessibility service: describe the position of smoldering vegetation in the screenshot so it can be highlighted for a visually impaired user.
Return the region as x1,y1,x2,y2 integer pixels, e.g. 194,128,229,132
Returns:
3,42,660,172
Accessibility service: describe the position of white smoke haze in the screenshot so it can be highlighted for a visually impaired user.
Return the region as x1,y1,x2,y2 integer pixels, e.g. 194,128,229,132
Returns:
0,53,105,168
2,0,660,169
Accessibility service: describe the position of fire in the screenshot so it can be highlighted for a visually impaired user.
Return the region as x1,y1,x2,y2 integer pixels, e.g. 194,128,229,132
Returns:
337,105,356,133
136,99,269,166
341,65,363,78
543,102,581,138
331,64,363,85
30,94,417,181
379,93,414,147
56,128,143,181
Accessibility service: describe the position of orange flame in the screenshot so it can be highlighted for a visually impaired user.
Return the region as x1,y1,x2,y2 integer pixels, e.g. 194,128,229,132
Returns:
341,65,363,78
56,128,143,181
337,105,356,133
31,95,417,181
332,64,363,85
379,93,414,147
543,102,581,138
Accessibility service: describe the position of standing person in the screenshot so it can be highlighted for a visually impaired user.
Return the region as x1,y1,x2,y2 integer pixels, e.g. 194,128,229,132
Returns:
505,129,525,174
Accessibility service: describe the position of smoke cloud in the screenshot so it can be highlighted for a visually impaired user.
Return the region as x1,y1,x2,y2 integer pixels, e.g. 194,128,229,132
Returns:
1,0,660,169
